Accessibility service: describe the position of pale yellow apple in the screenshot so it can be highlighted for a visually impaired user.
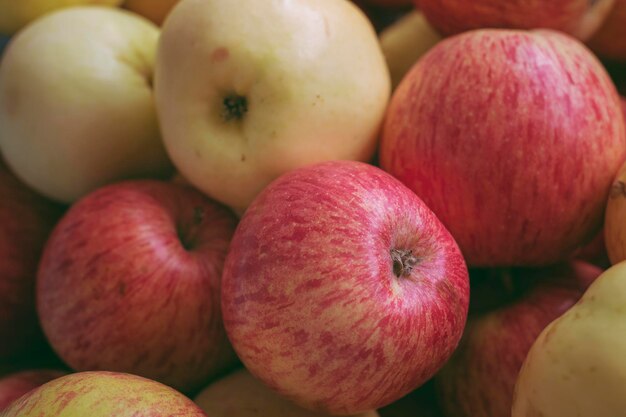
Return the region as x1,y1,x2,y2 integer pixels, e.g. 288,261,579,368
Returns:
123,0,181,26
194,368,380,417
0,0,123,35
155,0,391,213
512,261,626,417
379,10,442,89
0,7,172,203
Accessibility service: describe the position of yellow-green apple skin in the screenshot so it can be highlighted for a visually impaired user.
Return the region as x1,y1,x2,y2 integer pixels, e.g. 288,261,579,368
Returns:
194,368,380,417
512,261,626,417
0,7,172,204
379,10,442,89
123,0,181,26
1,371,207,417
0,0,123,35
155,0,391,214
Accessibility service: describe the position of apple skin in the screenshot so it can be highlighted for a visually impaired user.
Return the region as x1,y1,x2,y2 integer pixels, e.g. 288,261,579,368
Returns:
123,0,180,26
435,261,602,417
0,0,123,35
588,0,626,61
416,0,615,40
0,7,173,204
221,160,470,415
0,160,64,360
155,0,390,214
194,368,380,417
1,371,207,417
380,29,626,267
0,370,66,411
36,180,239,393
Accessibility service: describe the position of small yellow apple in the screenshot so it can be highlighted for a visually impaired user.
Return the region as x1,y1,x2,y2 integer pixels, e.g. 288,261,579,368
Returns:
123,0,180,26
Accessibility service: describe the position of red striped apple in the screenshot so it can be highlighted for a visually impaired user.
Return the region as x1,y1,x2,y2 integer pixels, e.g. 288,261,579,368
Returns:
381,29,626,267
1,371,207,417
0,370,66,411
0,160,63,360
37,180,238,393
417,0,615,40
222,161,470,415
435,261,602,417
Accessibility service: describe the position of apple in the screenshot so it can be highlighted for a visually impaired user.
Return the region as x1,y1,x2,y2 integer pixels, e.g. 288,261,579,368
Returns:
1,371,207,416
0,160,64,361
587,0,626,61
604,160,626,265
417,0,615,41
36,180,239,393
221,160,470,415
380,29,626,267
0,7,173,204
123,0,180,26
435,261,602,417
194,368,380,417
379,10,442,88
511,261,626,417
155,0,391,214
0,0,124,35
0,370,66,411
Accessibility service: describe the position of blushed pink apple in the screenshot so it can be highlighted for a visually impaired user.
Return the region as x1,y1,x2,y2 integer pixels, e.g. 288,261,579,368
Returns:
221,160,470,415
381,29,626,267
0,369,66,411
1,371,207,417
417,0,615,40
435,261,602,417
0,160,64,360
37,180,239,393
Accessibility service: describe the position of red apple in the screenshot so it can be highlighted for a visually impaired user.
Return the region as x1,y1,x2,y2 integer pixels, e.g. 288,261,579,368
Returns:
0,370,66,411
36,180,239,393
221,160,470,415
1,371,207,417
588,0,626,61
435,261,602,417
381,29,626,267
0,159,64,360
416,0,615,40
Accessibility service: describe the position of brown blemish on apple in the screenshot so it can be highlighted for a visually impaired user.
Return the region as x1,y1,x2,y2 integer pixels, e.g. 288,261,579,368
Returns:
240,154,246,162
391,249,419,278
609,180,626,198
211,47,230,63
118,282,126,295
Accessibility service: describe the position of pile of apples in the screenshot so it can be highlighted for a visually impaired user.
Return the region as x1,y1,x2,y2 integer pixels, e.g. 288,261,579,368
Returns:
0,0,625,416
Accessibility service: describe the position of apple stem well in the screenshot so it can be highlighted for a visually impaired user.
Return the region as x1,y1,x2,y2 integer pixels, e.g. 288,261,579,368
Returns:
391,249,419,278
222,94,248,121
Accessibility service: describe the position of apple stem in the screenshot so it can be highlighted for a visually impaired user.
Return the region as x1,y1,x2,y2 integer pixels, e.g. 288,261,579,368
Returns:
391,249,419,278
222,94,248,121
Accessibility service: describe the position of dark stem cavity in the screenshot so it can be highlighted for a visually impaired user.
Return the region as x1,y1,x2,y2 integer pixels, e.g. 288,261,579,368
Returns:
391,249,419,278
222,93,248,122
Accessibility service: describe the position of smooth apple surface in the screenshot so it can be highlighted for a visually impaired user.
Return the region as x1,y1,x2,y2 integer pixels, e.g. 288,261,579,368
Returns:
0,370,66,411
0,0,123,35
436,261,602,417
155,0,390,214
222,161,469,415
37,180,238,393
381,29,626,267
604,157,626,264
0,7,172,204
588,0,626,61
123,0,180,25
512,262,626,417
417,0,615,40
0,160,64,360
1,371,207,417
195,368,379,417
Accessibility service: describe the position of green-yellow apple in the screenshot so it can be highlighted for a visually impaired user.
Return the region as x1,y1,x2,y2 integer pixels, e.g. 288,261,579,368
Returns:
0,370,66,411
511,261,626,417
155,0,391,214
1,371,207,417
123,0,181,25
194,368,379,417
0,0,123,35
379,10,442,88
0,7,173,204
